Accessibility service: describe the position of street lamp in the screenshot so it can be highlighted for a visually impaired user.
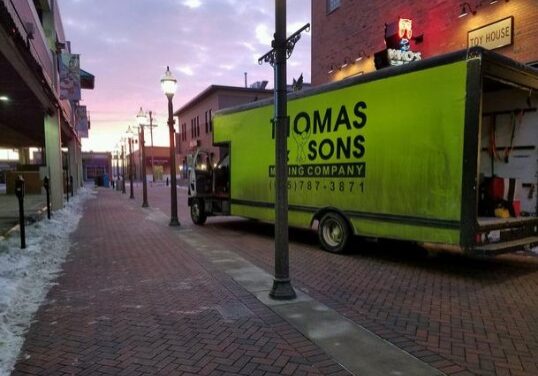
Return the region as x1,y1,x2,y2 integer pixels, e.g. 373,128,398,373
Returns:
257,0,309,300
161,66,180,227
137,107,149,208
137,108,157,182
114,148,120,190
143,111,157,182
120,138,126,194
126,126,136,199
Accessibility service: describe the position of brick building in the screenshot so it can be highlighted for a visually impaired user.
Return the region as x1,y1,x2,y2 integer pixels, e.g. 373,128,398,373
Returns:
312,0,538,85
0,0,94,209
174,85,273,173
128,146,171,181
82,152,111,182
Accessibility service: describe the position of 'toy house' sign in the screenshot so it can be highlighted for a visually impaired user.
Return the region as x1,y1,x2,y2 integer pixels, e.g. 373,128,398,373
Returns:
468,17,513,50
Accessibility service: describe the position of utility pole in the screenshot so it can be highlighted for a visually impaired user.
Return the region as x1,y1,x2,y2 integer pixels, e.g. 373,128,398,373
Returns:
149,111,155,182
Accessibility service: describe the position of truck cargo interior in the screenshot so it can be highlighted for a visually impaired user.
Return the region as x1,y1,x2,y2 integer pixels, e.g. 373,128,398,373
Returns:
476,73,537,248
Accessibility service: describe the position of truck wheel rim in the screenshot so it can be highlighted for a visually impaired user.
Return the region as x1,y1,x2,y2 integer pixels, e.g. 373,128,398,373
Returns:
192,203,200,219
323,219,343,247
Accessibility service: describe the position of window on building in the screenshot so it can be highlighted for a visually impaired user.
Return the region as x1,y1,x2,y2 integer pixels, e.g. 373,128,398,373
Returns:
209,109,213,132
196,116,200,138
182,123,187,141
191,119,194,138
205,111,209,134
327,0,340,14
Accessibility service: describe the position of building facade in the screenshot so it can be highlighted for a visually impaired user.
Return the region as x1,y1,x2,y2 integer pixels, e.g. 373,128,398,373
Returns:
0,0,93,209
127,146,171,181
82,152,111,183
174,85,273,174
312,0,538,85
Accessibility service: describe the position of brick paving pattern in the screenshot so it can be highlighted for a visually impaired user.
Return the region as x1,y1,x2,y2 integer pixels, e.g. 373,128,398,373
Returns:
12,187,350,376
190,204,538,376
147,183,538,376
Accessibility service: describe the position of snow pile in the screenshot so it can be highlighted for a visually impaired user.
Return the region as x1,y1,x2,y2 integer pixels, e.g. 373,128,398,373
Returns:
0,188,95,376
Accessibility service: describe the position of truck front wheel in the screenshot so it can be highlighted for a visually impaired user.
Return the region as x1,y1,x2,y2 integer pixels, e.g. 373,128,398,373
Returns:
190,198,207,225
318,212,350,253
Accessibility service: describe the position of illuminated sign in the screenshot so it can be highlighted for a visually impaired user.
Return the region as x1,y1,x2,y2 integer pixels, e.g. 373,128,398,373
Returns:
468,17,513,50
387,49,422,65
376,18,422,69
398,18,412,39
385,18,413,50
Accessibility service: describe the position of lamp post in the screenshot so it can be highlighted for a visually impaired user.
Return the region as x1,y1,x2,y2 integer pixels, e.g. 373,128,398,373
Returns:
145,111,157,182
126,126,135,199
115,147,120,190
257,0,308,300
137,107,149,208
121,140,126,194
161,66,180,226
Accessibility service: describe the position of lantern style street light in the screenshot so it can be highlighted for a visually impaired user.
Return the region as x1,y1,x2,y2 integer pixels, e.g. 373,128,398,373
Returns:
161,66,180,226
137,107,149,208
126,126,136,199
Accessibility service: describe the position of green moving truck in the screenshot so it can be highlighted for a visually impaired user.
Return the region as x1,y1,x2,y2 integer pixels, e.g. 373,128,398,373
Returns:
188,47,538,255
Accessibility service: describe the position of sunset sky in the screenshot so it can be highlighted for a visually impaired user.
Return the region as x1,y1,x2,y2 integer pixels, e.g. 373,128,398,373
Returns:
59,0,312,152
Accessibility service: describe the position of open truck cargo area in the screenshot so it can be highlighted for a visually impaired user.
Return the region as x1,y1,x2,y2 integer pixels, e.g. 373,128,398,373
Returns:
188,47,538,255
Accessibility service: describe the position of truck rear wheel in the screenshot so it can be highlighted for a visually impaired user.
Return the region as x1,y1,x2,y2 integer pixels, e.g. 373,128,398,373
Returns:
318,212,350,253
190,198,207,225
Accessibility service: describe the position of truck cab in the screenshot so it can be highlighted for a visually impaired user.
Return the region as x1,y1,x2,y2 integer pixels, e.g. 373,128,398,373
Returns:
188,149,230,224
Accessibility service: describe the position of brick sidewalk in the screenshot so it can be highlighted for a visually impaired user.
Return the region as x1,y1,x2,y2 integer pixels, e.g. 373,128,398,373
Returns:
12,188,349,375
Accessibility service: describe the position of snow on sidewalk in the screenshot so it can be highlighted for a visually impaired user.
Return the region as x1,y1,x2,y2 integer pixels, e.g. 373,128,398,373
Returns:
0,188,96,376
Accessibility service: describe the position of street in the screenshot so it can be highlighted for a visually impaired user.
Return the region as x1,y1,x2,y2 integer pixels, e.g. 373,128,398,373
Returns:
12,183,538,376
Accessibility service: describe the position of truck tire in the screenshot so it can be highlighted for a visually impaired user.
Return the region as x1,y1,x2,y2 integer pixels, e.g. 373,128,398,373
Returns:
190,198,207,225
318,212,350,253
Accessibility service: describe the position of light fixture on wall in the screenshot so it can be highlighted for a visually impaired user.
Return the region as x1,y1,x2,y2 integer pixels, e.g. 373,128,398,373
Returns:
459,2,476,18
355,50,369,62
341,58,350,69
459,0,508,18
328,64,337,74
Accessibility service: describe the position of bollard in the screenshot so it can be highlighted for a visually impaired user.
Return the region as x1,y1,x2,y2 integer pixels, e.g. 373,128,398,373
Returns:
15,176,26,249
65,173,69,202
43,176,51,220
69,176,74,197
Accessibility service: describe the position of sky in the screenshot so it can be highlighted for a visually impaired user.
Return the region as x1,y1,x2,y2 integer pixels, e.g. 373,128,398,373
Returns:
59,0,312,152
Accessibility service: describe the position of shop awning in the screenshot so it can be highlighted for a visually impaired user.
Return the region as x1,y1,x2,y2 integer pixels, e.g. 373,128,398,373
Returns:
81,68,95,89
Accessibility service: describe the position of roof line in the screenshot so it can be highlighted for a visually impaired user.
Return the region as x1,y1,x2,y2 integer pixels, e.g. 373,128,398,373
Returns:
174,85,273,115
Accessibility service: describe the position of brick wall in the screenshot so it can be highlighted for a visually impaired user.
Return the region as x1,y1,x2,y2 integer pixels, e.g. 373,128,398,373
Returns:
312,0,538,85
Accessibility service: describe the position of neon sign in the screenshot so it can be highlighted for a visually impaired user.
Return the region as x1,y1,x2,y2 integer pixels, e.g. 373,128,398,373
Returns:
399,18,412,39
375,17,421,69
